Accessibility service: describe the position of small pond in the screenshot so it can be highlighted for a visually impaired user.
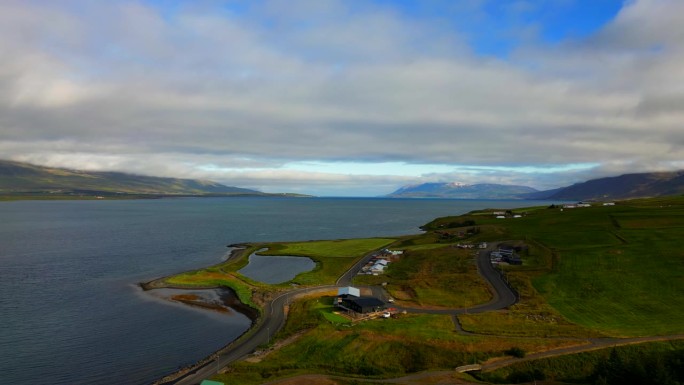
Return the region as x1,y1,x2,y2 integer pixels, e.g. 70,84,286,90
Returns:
238,251,316,284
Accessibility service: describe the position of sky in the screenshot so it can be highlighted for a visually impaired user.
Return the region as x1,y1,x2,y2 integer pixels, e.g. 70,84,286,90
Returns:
2,0,684,196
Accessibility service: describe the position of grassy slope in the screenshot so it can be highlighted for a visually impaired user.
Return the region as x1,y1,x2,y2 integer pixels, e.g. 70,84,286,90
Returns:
215,297,579,385
0,160,258,195
478,340,684,384
426,197,684,337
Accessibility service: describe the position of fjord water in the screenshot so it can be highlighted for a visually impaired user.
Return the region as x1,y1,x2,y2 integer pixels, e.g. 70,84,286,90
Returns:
0,197,549,385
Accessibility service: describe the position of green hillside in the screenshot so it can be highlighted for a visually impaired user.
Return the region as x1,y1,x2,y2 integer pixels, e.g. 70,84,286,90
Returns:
528,171,684,200
425,196,684,336
0,160,263,197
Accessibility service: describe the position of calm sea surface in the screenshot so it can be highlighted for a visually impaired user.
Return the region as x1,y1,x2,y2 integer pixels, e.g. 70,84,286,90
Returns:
0,197,554,384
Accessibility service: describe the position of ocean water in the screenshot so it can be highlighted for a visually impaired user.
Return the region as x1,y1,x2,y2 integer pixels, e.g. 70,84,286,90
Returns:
0,197,553,384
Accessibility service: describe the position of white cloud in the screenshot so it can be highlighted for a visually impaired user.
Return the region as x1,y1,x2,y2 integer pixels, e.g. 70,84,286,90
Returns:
1,0,683,195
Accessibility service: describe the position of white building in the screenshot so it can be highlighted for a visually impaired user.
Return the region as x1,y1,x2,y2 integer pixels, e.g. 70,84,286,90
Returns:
338,286,360,298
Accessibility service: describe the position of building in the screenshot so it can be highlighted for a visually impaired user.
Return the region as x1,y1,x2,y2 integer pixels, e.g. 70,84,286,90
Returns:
338,286,360,298
340,296,386,314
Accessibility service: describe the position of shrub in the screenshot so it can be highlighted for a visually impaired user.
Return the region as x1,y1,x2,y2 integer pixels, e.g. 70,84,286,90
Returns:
505,347,526,358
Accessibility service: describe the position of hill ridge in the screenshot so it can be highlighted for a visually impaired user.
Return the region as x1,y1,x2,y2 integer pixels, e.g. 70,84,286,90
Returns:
0,160,263,197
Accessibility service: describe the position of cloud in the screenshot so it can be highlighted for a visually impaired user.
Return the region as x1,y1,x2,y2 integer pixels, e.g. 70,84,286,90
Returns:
1,0,683,195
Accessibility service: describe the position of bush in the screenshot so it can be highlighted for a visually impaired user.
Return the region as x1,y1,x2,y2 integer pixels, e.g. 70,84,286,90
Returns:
505,347,526,358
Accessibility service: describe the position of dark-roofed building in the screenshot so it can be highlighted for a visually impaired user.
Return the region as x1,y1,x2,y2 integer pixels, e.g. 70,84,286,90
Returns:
341,296,385,314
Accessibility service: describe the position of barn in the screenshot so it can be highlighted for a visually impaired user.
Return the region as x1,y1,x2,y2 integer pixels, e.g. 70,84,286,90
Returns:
341,297,385,314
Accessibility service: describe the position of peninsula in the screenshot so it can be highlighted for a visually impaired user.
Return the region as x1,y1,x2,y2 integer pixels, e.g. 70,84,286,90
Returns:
144,195,684,385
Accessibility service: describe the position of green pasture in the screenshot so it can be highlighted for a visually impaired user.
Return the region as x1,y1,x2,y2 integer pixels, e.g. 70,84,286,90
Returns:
422,198,684,336
263,238,396,259
355,244,492,307
475,199,684,336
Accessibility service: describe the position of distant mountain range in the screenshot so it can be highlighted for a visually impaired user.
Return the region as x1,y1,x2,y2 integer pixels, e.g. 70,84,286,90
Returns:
3,159,683,201
387,171,684,201
526,171,684,201
0,160,282,198
386,182,538,199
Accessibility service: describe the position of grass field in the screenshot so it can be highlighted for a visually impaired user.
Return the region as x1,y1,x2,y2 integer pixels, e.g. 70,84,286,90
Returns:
355,244,492,308
426,197,684,337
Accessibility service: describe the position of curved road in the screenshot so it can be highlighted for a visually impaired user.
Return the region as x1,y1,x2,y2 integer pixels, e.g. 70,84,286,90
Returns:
395,245,517,315
168,246,517,385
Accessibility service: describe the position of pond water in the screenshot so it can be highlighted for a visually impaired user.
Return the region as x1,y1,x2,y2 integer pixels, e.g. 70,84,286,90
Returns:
239,251,316,284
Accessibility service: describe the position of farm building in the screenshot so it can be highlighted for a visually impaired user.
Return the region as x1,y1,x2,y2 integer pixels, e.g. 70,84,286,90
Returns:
340,297,386,314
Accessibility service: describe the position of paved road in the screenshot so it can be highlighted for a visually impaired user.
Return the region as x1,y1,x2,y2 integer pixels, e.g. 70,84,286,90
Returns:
167,245,518,384
171,286,338,385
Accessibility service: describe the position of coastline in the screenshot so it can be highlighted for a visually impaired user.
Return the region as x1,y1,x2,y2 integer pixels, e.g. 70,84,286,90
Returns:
139,244,249,291
141,244,263,385
146,286,260,385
